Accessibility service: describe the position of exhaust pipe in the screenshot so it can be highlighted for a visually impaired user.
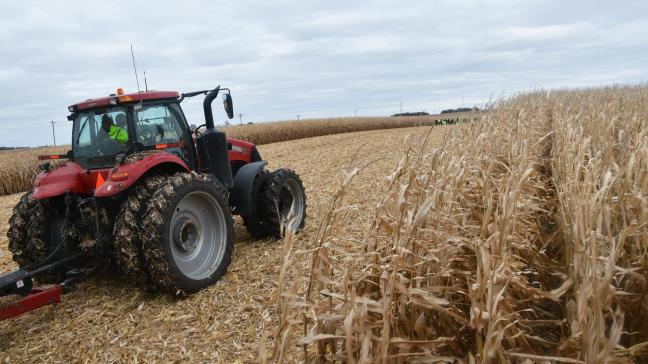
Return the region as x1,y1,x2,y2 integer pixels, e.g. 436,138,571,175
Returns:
203,86,220,129
195,86,233,187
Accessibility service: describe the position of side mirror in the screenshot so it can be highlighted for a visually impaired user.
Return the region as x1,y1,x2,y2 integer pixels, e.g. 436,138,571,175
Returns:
223,93,234,119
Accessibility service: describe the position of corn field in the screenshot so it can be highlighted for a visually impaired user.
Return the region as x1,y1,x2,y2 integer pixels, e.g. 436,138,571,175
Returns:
0,146,67,196
0,86,645,362
222,115,476,145
0,116,478,197
266,86,648,363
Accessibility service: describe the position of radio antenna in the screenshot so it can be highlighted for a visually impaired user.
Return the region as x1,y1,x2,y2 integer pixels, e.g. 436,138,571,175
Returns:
144,69,148,91
130,45,143,105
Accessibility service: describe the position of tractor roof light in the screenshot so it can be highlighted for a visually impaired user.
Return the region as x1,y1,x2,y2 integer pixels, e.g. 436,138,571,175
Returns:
116,88,125,95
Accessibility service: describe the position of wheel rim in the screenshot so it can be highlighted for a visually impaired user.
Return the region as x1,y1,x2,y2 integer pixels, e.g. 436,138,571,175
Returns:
279,179,305,232
169,191,227,280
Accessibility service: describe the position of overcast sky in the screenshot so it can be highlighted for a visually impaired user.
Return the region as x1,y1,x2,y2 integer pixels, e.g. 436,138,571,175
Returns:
0,1,646,147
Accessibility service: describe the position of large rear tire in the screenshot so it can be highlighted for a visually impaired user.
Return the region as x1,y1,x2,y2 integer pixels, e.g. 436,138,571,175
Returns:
7,193,68,283
140,172,234,294
112,176,166,285
253,169,307,239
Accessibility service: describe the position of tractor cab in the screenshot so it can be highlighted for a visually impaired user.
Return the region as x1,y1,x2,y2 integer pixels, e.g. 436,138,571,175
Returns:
68,90,197,170
35,87,262,201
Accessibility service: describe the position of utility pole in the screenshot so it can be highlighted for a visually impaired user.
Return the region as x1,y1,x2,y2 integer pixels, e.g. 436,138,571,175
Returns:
50,120,56,146
400,101,403,114
238,113,243,125
296,114,301,120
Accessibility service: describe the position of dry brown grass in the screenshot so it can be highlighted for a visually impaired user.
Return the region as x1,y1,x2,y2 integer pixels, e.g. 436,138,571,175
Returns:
265,86,648,363
0,146,68,196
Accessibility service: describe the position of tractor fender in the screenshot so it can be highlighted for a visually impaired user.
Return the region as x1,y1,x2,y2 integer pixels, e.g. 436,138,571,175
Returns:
231,161,268,215
32,162,88,199
95,152,190,198
227,137,260,164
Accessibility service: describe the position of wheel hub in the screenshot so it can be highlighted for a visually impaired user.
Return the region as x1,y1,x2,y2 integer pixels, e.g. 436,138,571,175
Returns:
173,218,201,253
168,190,228,280
279,179,305,232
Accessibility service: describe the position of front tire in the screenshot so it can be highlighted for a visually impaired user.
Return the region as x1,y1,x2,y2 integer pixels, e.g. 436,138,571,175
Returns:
242,169,273,239
258,169,307,238
141,172,234,294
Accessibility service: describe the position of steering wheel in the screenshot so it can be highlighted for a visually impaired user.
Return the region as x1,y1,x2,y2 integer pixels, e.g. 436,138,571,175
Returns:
138,125,165,144
138,127,155,144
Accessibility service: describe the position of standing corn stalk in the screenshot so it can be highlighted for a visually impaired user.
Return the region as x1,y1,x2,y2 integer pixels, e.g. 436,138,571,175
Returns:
267,86,647,363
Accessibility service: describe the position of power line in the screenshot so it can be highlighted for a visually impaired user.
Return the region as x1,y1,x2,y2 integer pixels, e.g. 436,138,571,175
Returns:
50,120,56,146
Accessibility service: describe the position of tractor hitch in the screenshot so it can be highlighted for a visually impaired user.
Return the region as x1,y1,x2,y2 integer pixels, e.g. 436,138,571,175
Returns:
0,286,63,321
0,252,85,321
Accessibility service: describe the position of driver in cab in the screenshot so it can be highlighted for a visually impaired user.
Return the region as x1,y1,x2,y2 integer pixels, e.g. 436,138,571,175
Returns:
101,114,128,145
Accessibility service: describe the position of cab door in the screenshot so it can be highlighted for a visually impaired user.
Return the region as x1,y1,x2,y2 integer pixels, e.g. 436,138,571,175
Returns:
132,103,197,169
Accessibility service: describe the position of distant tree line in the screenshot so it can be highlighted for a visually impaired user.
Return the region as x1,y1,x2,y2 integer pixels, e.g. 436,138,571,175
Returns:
440,107,479,114
391,111,430,117
391,107,480,118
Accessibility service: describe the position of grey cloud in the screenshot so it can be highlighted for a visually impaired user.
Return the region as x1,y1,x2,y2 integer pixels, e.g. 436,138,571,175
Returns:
0,0,647,146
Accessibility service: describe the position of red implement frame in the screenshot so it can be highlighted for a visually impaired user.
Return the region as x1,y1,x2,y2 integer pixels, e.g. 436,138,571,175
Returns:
0,286,62,321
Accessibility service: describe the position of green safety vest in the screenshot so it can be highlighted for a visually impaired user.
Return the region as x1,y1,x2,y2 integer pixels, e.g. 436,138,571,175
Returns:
109,125,128,144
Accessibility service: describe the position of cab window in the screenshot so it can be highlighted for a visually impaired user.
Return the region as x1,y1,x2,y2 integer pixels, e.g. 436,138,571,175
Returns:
134,104,193,163
72,106,129,168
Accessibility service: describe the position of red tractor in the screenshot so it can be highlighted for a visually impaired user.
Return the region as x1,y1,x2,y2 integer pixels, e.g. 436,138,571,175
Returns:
0,87,306,320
